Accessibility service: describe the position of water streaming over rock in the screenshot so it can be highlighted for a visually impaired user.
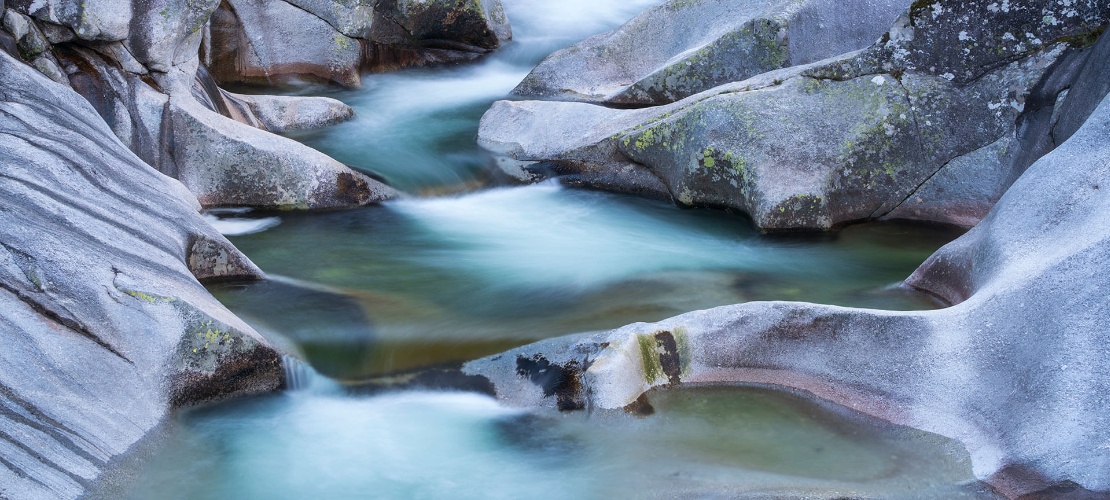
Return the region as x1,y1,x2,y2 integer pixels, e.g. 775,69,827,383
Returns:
120,0,988,497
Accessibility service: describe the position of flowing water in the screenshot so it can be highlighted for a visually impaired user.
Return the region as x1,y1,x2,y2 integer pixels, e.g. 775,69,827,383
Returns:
120,0,991,497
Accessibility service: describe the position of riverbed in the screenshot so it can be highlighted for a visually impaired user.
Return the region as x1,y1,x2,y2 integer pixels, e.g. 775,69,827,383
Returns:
121,0,989,497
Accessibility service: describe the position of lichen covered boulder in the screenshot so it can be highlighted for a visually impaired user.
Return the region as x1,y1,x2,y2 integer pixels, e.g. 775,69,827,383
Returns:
481,0,1109,231
513,0,908,105
466,88,1110,498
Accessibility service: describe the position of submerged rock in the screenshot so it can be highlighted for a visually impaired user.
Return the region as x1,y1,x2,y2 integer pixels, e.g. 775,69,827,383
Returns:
0,50,283,499
467,89,1110,498
514,0,908,106
480,0,1109,231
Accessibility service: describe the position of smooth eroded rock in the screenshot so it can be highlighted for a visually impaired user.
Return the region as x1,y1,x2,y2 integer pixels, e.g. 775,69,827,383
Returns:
0,49,282,499
466,88,1110,498
514,0,908,105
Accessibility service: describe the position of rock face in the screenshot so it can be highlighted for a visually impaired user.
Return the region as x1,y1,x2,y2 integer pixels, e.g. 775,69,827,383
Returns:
480,0,1109,231
0,50,284,499
465,90,1110,498
204,0,512,87
2,0,399,210
513,0,909,106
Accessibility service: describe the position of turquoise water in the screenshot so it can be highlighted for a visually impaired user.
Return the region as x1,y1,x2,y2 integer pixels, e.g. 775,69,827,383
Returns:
124,384,987,499
118,0,985,496
210,186,957,378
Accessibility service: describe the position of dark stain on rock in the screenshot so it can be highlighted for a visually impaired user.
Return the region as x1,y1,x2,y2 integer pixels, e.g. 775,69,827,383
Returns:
336,172,372,205
654,330,682,385
623,393,655,417
515,355,585,411
170,343,283,408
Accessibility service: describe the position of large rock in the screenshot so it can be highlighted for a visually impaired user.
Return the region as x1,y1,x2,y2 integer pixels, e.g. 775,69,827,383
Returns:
169,93,395,208
204,0,363,87
51,44,393,209
0,50,283,499
513,0,908,106
204,0,512,87
5,0,130,41
465,89,1110,498
480,0,1109,231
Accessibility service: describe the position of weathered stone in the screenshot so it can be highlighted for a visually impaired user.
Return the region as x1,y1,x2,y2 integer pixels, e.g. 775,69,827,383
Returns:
481,0,1109,231
373,0,511,50
0,50,282,499
168,94,399,209
884,136,1016,226
126,0,219,73
514,0,907,105
204,0,512,86
205,0,363,87
466,89,1110,497
1052,26,1110,145
187,235,265,282
6,0,131,41
224,92,355,132
283,0,374,38
482,43,1069,231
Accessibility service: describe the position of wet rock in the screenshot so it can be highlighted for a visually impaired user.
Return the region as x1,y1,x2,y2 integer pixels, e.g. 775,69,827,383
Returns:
0,50,282,499
514,0,908,105
468,89,1110,497
480,0,1109,231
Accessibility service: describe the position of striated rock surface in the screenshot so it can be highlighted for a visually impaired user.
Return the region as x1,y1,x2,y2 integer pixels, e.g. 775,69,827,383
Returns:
204,0,513,87
2,0,398,210
0,50,283,499
480,0,1109,231
465,89,1110,498
513,0,908,106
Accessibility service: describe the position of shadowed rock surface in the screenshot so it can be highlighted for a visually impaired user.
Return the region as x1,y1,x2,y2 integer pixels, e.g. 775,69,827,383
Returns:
465,90,1110,498
479,0,1109,231
0,50,283,499
513,0,908,106
204,0,512,87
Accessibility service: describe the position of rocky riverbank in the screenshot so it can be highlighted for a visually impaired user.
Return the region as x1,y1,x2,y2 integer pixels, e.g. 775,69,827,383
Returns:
1,0,1108,498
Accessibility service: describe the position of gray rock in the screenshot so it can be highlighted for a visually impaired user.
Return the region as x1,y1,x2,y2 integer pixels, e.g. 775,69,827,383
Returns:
51,42,394,211
482,43,1069,231
168,93,398,209
1052,26,1110,145
125,0,219,73
204,0,512,86
205,0,363,87
283,0,375,38
514,0,907,105
0,50,282,499
224,92,355,133
481,0,1109,231
372,0,511,49
466,89,1110,497
883,136,1016,226
6,0,131,42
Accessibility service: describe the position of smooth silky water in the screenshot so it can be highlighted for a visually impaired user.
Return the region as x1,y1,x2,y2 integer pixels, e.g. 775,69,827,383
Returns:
121,0,991,497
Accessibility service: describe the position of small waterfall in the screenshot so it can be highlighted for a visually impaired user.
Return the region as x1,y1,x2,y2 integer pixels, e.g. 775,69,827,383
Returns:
282,354,315,392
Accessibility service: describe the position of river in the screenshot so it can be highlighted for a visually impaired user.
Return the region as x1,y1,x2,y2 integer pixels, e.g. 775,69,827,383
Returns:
117,0,991,497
